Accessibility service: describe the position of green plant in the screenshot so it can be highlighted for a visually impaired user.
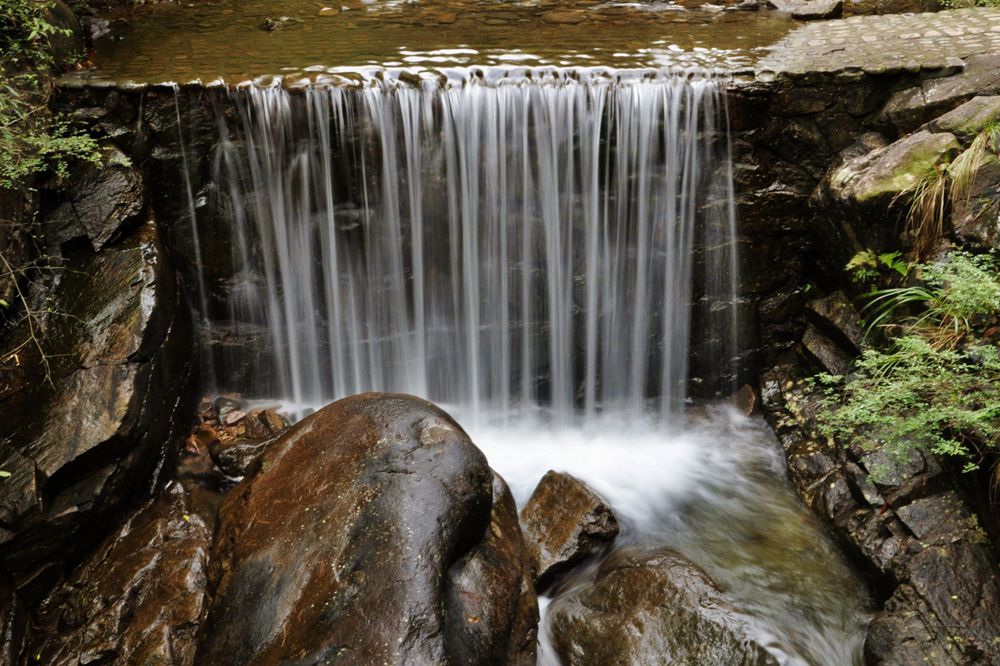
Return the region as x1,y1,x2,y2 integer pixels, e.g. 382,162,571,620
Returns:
846,249,911,285
817,252,1000,479
940,0,1000,8
899,165,950,261
0,0,100,189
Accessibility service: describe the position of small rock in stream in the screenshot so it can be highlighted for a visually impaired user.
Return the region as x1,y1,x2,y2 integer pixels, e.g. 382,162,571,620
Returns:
520,471,619,590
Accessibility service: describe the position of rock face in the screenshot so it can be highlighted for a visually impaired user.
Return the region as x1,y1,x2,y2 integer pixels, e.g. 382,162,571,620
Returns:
951,152,1000,251
0,569,27,666
929,95,1000,141
547,546,776,666
830,130,960,207
28,484,212,666
882,55,1000,134
195,393,538,666
44,145,145,251
519,471,619,590
761,364,1000,665
0,220,196,601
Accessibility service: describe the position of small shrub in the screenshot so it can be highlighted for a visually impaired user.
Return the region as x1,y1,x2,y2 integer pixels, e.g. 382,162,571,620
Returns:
817,252,1000,478
0,0,100,189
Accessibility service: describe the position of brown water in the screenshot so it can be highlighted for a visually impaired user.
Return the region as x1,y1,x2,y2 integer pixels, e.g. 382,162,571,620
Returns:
77,0,795,84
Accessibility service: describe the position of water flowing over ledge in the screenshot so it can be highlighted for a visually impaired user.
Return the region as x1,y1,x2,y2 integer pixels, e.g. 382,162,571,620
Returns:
191,70,739,425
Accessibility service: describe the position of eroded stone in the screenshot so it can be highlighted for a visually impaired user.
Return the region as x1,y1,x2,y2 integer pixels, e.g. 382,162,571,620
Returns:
519,471,619,590
548,546,777,665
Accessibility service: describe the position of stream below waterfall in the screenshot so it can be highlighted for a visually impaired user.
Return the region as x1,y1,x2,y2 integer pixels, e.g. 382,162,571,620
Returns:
466,407,871,665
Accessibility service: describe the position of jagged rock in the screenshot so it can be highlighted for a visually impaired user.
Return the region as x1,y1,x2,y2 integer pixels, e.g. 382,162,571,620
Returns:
0,220,196,601
829,130,960,207
519,471,619,590
548,546,777,665
209,436,275,478
884,55,1000,133
731,384,760,415
194,393,538,665
801,324,853,375
28,484,212,666
43,0,83,64
806,290,864,353
44,145,145,251
951,152,1000,251
0,567,27,666
767,0,842,19
760,364,1000,665
929,95,1000,141
260,15,301,31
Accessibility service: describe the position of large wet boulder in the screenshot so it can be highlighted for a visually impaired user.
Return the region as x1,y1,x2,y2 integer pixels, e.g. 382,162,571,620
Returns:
0,219,196,601
519,471,619,591
547,546,776,665
194,393,538,665
28,483,212,665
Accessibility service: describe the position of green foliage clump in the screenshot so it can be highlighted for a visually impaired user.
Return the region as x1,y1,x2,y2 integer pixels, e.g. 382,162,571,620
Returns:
940,0,1000,7
817,252,1000,478
0,0,100,189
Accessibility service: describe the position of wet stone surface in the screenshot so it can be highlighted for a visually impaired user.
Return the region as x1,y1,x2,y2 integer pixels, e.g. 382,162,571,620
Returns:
759,8,1000,75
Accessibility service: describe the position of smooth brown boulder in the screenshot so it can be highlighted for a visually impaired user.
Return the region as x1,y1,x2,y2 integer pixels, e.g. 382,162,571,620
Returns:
519,471,619,590
194,393,538,665
548,546,777,665
28,484,212,666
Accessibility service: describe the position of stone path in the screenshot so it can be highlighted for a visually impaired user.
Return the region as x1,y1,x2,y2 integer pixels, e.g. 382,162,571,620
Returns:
758,8,1000,76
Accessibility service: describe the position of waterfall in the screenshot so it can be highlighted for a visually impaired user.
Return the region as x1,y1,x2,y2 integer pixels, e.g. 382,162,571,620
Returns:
205,68,738,424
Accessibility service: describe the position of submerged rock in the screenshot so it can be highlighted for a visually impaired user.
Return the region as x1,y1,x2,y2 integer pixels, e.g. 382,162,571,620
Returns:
0,220,195,600
548,546,777,665
519,471,619,590
29,484,212,666
767,0,842,20
195,393,538,665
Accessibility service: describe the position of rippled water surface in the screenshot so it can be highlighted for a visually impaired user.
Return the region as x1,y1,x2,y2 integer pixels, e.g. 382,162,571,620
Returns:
82,0,795,83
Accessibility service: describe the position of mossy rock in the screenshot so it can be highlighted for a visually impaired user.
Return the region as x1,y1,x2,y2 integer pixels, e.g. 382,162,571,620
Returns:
930,95,1000,142
830,130,960,205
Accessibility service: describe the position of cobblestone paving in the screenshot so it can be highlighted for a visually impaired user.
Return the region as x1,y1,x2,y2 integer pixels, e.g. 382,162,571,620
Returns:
758,8,1000,75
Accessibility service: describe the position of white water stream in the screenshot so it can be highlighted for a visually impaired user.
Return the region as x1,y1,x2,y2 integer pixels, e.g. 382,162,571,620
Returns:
181,67,869,664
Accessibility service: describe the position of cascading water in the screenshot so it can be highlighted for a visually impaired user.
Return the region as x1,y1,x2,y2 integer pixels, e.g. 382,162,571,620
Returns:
186,68,869,665
209,68,738,424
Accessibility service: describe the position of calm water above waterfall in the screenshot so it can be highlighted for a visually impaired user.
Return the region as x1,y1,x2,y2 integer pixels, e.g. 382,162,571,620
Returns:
179,69,869,664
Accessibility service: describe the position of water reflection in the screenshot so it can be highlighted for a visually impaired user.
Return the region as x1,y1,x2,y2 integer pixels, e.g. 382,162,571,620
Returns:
81,0,795,84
